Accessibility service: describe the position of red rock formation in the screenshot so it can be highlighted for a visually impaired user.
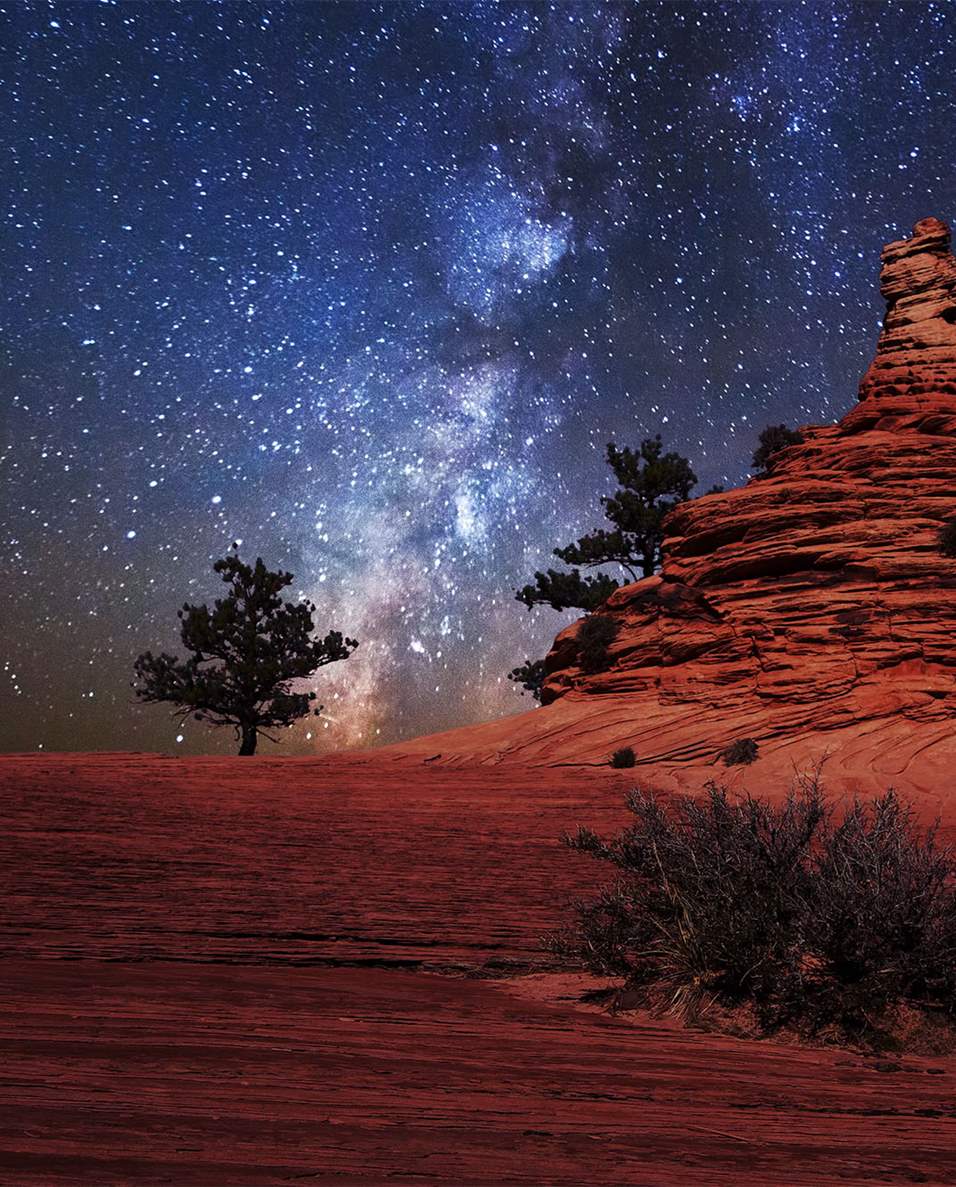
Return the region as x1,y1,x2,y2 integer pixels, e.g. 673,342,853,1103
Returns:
859,216,956,401
387,219,956,794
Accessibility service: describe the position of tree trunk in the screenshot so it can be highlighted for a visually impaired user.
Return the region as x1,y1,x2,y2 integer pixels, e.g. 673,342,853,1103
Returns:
238,725,257,756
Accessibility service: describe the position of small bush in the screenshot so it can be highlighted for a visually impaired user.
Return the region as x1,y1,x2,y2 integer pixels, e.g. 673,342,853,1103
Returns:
577,614,619,673
752,424,804,474
609,746,636,768
939,519,956,558
803,792,956,1033
548,781,956,1043
508,658,547,702
721,737,759,766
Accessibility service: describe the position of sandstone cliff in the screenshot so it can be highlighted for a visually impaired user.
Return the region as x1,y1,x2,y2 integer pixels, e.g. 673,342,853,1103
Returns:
385,219,956,800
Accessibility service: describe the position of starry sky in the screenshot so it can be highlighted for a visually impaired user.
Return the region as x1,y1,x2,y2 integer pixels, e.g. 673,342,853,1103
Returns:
2,1,955,755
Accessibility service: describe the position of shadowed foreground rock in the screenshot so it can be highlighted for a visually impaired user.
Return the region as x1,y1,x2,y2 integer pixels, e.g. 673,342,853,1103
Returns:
386,218,956,792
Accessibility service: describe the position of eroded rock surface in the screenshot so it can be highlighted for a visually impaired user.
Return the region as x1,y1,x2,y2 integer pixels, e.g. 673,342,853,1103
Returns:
859,215,956,401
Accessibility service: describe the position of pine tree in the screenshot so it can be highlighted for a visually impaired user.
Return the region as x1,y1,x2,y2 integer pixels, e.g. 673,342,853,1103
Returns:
509,436,699,699
133,551,358,755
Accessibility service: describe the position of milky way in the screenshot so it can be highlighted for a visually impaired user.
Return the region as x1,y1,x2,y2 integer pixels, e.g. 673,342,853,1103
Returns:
3,1,955,753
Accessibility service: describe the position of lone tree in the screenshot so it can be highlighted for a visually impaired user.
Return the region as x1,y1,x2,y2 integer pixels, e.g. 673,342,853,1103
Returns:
752,424,804,475
133,551,358,755
509,435,700,699
516,436,698,615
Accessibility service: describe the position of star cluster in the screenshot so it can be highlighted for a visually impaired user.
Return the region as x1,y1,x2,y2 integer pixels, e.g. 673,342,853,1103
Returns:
2,1,955,753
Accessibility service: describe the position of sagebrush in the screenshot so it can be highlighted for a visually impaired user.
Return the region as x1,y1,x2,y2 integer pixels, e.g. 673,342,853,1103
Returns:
549,780,956,1040
721,737,759,766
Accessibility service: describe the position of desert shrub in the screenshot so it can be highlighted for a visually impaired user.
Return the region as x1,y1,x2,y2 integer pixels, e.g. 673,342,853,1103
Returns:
550,782,824,1023
577,615,619,673
721,737,759,766
508,658,547,702
609,746,636,768
549,782,956,1042
939,519,956,558
752,424,804,474
802,792,956,1032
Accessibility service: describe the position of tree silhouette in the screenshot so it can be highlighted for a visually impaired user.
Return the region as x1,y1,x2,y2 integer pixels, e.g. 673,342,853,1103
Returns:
516,436,698,614
507,658,548,702
752,424,804,475
133,551,358,755
509,436,701,701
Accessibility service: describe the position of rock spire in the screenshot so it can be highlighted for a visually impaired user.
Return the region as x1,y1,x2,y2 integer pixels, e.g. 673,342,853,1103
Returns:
859,216,956,400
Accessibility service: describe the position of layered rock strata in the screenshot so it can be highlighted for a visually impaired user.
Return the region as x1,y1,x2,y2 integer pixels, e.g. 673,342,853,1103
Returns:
386,220,956,796
858,216,956,401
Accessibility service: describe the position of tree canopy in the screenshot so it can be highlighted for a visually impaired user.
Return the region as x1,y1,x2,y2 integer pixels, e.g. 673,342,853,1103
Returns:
133,551,358,755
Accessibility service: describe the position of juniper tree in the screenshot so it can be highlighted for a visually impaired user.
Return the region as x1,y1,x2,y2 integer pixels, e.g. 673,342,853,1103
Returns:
133,551,358,755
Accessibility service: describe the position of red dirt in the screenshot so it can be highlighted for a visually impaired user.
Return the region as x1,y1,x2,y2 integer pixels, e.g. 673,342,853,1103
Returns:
4,752,956,1185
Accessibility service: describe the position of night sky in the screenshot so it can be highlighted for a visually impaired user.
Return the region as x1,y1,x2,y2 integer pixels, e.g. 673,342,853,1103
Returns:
2,1,955,754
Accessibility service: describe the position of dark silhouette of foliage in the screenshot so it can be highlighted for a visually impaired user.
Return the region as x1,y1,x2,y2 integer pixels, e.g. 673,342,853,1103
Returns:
516,568,620,614
551,782,824,1022
549,781,956,1042
721,737,760,766
516,436,698,614
508,658,547,702
939,519,956,558
752,424,804,474
133,550,358,755
577,615,619,673
609,746,636,768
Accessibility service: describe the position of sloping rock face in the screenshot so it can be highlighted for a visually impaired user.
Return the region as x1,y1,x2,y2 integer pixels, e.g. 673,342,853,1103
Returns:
386,220,956,796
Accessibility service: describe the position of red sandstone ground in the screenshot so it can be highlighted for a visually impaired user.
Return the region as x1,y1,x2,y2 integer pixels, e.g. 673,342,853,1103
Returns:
4,752,956,1186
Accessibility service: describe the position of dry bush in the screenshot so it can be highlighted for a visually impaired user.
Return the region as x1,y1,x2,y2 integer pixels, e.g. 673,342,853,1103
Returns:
803,792,956,1034
549,779,956,1042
